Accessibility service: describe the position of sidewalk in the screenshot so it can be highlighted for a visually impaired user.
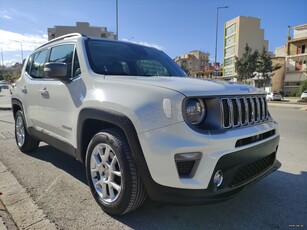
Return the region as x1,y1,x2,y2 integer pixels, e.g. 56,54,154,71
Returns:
267,97,307,111
0,199,18,230
0,161,57,230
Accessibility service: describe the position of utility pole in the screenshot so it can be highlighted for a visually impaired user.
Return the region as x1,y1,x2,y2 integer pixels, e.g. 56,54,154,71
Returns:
116,0,119,40
214,6,229,71
20,42,24,63
0,48,4,68
12,40,24,64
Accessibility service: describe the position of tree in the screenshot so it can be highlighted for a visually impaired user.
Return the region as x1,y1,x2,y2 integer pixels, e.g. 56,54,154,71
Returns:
255,47,281,88
235,44,259,83
300,80,307,93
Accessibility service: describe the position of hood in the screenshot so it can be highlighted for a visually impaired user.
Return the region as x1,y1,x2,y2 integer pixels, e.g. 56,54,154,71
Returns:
104,76,265,97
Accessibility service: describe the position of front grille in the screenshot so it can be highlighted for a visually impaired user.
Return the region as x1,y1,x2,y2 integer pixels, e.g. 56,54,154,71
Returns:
220,96,268,129
230,152,276,187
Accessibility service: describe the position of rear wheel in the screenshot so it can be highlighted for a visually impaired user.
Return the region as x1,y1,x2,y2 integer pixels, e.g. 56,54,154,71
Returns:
85,128,147,215
14,110,39,152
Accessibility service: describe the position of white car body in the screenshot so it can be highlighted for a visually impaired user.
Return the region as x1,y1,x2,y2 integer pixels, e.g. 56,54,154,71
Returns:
11,33,281,214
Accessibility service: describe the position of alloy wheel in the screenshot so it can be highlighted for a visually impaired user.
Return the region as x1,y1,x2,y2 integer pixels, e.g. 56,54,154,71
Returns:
90,143,122,203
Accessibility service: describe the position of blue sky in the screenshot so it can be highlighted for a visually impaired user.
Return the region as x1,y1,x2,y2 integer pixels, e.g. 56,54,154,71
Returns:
0,0,306,66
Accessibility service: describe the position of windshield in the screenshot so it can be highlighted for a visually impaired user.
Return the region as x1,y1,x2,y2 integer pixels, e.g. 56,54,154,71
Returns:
85,39,186,77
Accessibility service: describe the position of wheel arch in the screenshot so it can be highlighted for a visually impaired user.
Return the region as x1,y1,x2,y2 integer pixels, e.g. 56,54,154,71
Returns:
76,108,144,165
11,98,23,117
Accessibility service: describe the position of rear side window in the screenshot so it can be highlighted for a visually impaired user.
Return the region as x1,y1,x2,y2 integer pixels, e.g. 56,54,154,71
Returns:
29,50,48,78
49,44,75,78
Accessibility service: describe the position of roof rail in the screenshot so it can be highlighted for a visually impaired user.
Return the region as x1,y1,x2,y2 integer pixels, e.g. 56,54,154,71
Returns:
35,33,87,50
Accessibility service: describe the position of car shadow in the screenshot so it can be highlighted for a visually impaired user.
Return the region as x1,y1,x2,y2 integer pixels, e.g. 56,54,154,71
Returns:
31,144,87,185
29,144,306,229
115,170,307,230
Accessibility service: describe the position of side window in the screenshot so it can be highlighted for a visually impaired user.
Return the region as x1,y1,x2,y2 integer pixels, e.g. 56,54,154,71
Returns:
49,44,74,78
30,50,48,78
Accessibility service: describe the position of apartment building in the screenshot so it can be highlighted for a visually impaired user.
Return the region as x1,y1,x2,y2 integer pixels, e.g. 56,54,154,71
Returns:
223,16,268,81
174,50,213,78
48,22,116,40
284,24,307,95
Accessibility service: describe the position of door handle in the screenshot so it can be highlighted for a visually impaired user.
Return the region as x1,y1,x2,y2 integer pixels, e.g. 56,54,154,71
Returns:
39,88,49,98
21,86,27,94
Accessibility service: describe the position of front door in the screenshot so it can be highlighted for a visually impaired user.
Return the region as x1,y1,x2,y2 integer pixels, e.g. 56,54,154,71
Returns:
39,44,84,149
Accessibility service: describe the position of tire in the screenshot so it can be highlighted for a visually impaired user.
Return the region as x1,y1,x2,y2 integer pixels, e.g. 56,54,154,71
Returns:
14,110,39,153
85,128,147,215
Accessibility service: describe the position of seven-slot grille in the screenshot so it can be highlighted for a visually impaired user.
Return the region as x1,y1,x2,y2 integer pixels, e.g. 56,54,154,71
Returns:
220,96,268,128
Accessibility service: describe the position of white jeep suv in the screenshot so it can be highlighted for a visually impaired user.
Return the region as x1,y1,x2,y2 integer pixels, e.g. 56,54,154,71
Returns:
11,33,281,215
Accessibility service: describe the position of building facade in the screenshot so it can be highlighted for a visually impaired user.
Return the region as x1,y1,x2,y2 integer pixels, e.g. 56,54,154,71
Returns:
48,22,116,40
174,50,214,78
284,24,307,95
223,16,268,81
271,56,286,93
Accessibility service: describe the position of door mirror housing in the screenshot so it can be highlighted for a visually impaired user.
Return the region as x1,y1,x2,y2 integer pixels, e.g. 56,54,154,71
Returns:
44,62,70,82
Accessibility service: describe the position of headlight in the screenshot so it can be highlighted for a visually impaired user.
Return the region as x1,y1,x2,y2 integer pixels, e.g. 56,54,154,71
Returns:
186,98,206,125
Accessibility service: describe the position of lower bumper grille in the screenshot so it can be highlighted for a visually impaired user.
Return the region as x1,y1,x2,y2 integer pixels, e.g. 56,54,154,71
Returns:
230,152,276,187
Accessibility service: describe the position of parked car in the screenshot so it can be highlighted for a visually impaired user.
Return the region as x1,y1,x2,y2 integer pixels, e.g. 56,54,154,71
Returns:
11,33,281,215
301,90,307,99
0,81,9,90
266,92,282,101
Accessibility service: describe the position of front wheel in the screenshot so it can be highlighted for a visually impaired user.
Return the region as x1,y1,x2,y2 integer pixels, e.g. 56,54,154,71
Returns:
14,110,39,153
85,128,147,215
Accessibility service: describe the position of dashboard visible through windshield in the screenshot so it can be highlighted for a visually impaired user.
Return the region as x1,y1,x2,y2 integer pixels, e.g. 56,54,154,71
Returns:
85,39,187,77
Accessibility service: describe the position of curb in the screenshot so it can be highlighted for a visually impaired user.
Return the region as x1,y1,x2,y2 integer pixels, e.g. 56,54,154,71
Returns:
268,103,307,111
0,199,18,230
0,161,57,230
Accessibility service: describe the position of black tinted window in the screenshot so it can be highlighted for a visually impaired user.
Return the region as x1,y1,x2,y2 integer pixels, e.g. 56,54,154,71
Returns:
86,40,186,77
49,44,74,78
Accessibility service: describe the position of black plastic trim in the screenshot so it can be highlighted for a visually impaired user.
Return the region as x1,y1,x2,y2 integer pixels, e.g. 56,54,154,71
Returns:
76,108,281,204
235,129,276,147
76,108,152,175
28,127,76,157
141,136,280,204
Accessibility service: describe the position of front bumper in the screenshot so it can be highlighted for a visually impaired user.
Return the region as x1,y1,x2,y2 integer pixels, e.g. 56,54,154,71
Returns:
141,135,280,204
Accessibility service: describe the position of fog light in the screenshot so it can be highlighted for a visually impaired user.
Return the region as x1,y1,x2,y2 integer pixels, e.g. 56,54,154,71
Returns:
213,170,223,187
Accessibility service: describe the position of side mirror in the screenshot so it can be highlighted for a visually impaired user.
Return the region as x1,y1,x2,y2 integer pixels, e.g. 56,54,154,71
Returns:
44,62,69,81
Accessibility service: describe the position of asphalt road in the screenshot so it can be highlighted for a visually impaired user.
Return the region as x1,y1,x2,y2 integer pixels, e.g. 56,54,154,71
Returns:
0,107,306,230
